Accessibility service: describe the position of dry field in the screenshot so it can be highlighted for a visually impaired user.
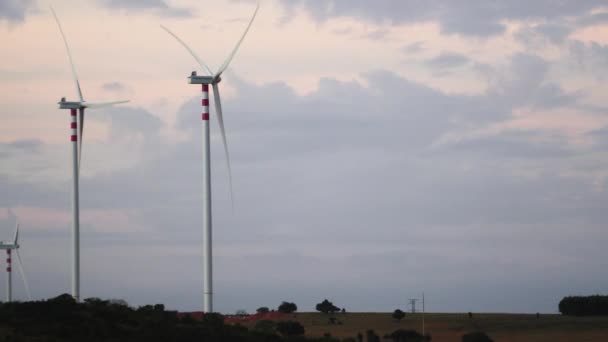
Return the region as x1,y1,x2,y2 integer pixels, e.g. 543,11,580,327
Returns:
237,312,608,341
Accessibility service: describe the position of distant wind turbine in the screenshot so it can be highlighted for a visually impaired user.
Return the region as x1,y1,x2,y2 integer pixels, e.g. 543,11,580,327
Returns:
160,1,260,312
51,6,129,302
1,211,32,302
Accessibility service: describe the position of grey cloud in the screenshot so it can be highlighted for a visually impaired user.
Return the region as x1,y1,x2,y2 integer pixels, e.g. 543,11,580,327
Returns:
6,139,43,152
515,11,608,47
98,0,194,17
433,130,574,159
364,28,389,41
515,24,573,46
276,0,606,37
402,41,425,54
99,0,169,10
332,27,353,36
101,82,126,92
534,24,572,44
427,52,469,69
577,11,608,27
0,139,43,160
0,0,35,23
588,126,608,150
478,53,579,111
569,40,608,72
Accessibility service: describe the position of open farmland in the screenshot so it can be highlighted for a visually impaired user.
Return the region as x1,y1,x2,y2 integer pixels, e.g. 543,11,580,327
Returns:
236,312,608,341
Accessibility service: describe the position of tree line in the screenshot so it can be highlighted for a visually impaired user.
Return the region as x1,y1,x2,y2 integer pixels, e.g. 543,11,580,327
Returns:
0,294,338,341
559,295,608,316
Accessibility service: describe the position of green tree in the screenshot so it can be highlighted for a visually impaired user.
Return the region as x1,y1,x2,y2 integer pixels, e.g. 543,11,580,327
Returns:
278,301,298,314
316,299,340,314
257,306,270,314
392,309,406,321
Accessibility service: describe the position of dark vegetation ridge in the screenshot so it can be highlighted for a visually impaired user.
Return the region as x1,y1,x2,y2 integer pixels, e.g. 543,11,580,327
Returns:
559,296,608,316
0,294,314,342
2,294,608,341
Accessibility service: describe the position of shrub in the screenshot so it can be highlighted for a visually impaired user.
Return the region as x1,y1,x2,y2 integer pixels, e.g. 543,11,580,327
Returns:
276,320,305,337
256,306,270,314
253,319,276,334
462,331,493,342
387,329,428,342
392,309,406,321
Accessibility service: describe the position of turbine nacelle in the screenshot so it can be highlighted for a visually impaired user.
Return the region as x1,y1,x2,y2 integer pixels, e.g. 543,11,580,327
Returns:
58,98,84,109
189,71,216,85
0,244,18,250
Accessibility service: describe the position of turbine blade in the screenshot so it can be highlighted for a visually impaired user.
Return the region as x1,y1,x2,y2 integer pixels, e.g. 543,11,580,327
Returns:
13,222,19,245
160,25,214,76
50,6,84,102
214,1,260,78
84,100,130,109
15,250,32,301
212,83,234,208
78,108,84,173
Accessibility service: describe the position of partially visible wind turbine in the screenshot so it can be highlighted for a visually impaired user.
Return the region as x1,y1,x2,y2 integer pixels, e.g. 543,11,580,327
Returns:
161,1,260,313
1,210,32,302
51,6,129,302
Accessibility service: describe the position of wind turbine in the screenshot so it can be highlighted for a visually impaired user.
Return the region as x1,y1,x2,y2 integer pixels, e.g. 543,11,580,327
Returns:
51,6,129,302
1,213,32,302
161,2,260,312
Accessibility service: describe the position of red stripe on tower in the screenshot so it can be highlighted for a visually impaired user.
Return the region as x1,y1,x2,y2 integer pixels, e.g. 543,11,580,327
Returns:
71,108,77,116
71,122,77,129
71,135,77,142
202,83,209,121
6,267,10,272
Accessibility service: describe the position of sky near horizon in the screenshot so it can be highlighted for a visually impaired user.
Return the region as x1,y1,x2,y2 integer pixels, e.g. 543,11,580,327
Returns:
1,0,608,314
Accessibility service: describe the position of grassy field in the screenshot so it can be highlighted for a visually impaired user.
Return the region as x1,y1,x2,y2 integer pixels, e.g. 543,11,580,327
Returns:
238,312,608,341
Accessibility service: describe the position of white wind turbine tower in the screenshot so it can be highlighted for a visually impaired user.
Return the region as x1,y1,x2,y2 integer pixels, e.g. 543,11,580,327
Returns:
161,2,260,312
51,6,129,302
1,211,32,302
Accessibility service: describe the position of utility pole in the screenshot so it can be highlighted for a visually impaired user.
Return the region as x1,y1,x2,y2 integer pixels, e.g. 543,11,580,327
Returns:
422,293,425,336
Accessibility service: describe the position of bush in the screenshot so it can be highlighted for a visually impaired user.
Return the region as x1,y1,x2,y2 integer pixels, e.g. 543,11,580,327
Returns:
392,309,406,321
366,329,380,342
278,301,298,314
276,320,305,337
257,306,270,314
253,319,276,334
462,331,493,342
387,329,428,342
235,309,248,316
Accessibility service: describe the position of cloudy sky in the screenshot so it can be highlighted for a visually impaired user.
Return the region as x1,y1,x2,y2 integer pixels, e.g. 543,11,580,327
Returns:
1,0,608,314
